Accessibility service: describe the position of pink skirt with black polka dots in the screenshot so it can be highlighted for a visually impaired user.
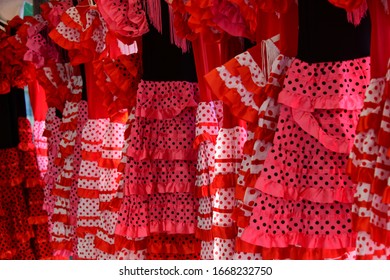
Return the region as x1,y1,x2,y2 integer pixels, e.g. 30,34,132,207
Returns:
115,80,199,259
241,57,371,259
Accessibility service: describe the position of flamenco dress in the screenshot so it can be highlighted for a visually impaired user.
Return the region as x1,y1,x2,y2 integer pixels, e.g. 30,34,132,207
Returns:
114,0,201,260
239,0,371,259
91,0,146,260
169,0,252,259
204,0,298,259
0,17,51,259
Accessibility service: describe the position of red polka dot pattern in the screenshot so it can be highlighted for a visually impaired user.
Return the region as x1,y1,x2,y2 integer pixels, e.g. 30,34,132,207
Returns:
348,66,390,259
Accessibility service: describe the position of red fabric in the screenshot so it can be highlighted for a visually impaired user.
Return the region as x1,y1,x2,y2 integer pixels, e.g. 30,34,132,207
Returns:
40,1,73,30
328,0,366,11
0,16,37,93
184,0,225,42
28,81,48,121
95,0,149,43
257,0,295,13
1,118,53,259
367,0,390,78
85,62,109,119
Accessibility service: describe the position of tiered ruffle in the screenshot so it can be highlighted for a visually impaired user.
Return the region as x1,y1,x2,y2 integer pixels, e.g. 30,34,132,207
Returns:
95,111,128,259
0,117,53,259
51,99,87,259
75,118,109,259
240,57,370,259
348,60,390,259
114,80,200,259
95,0,149,43
204,38,293,258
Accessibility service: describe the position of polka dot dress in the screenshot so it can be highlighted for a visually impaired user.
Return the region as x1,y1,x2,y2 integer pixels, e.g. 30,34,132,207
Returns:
211,126,247,260
349,61,390,259
233,55,293,259
95,111,128,260
241,57,371,259
76,117,110,260
43,108,62,238
18,117,53,259
94,0,148,40
0,147,35,259
33,120,48,180
51,99,87,259
113,112,148,259
204,41,293,259
128,80,198,161
115,80,200,259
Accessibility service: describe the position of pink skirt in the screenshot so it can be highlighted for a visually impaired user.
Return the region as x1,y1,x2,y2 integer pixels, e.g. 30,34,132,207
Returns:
241,57,371,259
114,80,200,259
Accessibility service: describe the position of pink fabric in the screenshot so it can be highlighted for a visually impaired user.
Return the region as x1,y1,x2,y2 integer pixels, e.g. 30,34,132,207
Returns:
241,192,357,249
124,160,196,195
114,81,199,258
254,57,370,203
76,118,109,260
127,81,198,161
115,193,198,238
95,117,127,260
210,0,251,38
113,111,148,260
33,120,48,179
291,109,354,154
24,15,60,68
51,100,88,259
240,57,371,258
135,80,199,119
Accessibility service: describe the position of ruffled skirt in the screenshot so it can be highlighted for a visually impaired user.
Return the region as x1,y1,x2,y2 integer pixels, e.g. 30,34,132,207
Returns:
348,59,390,259
241,57,371,259
114,80,200,259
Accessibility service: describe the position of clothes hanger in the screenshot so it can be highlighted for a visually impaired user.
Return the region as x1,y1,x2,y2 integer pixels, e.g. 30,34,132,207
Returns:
0,18,7,32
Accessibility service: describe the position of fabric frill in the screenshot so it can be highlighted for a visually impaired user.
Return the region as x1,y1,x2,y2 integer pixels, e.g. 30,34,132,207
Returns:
115,80,201,259
204,38,293,259
347,59,390,259
240,56,370,259
95,0,149,43
0,118,52,259
51,82,87,259
193,99,223,259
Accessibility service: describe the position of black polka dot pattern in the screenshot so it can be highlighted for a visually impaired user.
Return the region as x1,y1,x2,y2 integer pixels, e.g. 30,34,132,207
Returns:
241,57,371,259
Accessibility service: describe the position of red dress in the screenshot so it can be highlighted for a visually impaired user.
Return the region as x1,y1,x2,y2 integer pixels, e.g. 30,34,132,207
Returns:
0,17,52,259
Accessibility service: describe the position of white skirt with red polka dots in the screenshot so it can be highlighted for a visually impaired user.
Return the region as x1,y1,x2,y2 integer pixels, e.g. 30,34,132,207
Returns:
51,100,88,259
348,60,390,259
